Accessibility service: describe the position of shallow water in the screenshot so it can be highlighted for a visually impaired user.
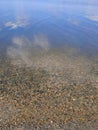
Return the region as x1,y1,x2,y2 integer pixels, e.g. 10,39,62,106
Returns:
0,1,98,130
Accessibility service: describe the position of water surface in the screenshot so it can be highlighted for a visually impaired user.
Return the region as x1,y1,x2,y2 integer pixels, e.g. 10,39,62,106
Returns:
0,1,98,129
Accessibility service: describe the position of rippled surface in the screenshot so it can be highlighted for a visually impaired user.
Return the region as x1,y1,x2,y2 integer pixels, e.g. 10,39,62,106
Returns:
0,1,98,52
0,1,98,130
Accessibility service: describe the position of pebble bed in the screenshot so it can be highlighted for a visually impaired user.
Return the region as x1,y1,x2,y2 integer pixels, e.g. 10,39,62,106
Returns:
0,49,98,130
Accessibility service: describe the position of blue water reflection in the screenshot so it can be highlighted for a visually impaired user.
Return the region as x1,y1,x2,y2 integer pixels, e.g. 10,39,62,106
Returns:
0,0,98,54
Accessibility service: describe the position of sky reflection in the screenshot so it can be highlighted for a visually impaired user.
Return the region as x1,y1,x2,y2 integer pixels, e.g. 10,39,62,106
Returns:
0,0,98,56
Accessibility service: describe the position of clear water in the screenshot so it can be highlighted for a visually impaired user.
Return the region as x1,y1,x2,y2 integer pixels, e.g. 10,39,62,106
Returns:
0,1,98,55
0,1,98,129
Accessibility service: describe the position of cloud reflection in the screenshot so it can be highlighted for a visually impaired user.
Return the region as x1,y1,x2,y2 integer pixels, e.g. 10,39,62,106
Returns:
86,15,98,22
5,18,29,29
7,34,50,67
33,34,50,51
